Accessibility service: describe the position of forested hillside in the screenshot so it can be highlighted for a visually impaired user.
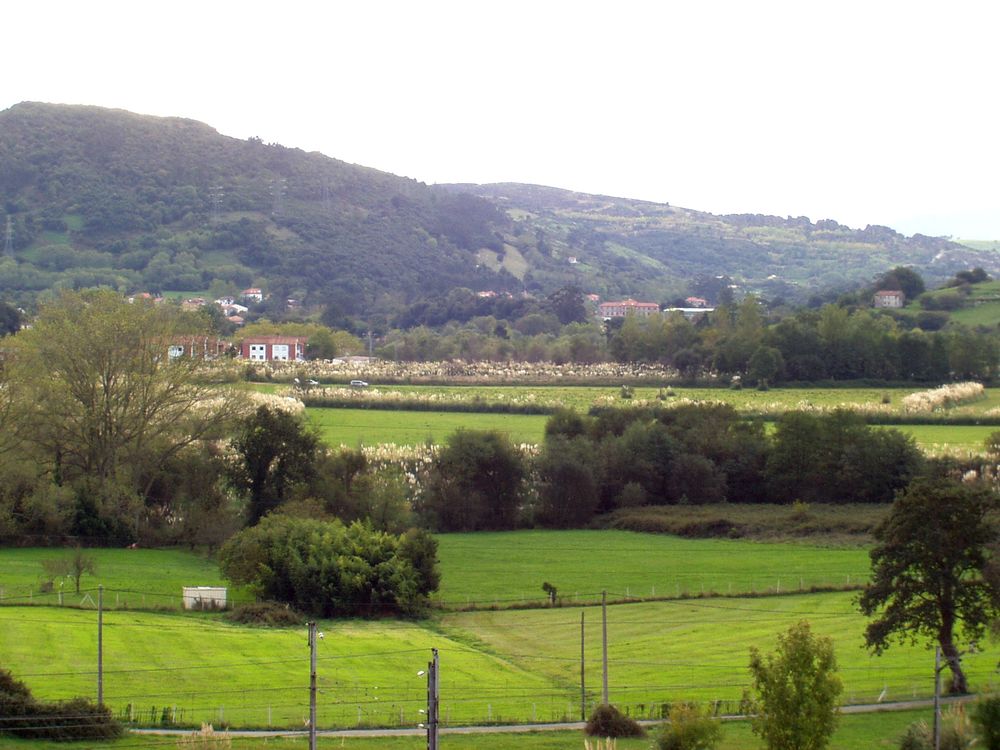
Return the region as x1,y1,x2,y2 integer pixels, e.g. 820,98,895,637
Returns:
1,102,996,321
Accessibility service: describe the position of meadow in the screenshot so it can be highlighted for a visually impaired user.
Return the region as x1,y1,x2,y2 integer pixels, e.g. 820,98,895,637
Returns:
302,407,996,453
1,592,993,731
0,708,945,750
306,408,548,448
0,532,871,613
432,530,871,607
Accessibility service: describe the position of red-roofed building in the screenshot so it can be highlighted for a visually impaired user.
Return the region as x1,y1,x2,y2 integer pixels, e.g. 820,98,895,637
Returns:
240,336,306,362
598,299,660,319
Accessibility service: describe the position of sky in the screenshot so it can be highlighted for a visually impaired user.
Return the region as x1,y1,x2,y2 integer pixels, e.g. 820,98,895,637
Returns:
3,1,999,239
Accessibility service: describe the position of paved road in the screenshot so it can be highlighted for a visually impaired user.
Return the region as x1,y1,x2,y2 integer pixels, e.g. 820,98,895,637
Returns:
131,695,971,739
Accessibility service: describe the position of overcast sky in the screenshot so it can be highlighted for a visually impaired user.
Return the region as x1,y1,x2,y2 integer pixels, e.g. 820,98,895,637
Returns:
3,1,998,238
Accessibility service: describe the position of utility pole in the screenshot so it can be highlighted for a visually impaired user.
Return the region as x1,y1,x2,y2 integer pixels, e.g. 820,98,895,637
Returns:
308,622,318,750
601,590,609,705
97,585,103,705
580,611,586,720
425,648,439,750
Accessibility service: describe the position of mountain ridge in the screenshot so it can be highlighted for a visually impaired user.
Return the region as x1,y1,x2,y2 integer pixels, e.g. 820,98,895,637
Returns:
0,102,994,319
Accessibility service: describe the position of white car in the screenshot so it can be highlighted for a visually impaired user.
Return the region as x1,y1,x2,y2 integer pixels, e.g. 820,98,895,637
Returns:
350,379,369,388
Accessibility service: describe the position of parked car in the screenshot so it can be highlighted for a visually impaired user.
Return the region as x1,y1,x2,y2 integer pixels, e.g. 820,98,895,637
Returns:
350,379,369,388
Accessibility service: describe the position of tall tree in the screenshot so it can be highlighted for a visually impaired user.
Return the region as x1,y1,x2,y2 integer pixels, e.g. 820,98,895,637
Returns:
228,404,319,525
858,478,1000,694
8,290,241,502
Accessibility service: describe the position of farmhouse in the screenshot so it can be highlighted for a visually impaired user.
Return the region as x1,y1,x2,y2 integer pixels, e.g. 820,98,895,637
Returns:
873,289,905,308
240,287,264,303
598,299,660,319
240,336,306,362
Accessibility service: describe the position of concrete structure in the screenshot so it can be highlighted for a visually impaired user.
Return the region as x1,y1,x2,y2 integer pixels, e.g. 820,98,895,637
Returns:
182,586,227,610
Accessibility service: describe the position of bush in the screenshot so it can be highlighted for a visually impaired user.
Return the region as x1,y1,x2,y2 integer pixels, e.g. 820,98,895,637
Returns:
218,516,439,617
0,668,121,740
224,602,304,627
898,720,931,750
974,695,1000,750
585,704,645,738
655,702,722,750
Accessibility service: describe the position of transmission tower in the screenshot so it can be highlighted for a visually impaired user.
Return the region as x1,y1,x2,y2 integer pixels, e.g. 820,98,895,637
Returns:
3,217,12,258
270,178,287,217
209,185,224,224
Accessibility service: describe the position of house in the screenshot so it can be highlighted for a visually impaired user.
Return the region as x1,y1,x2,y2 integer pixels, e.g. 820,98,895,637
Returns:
181,298,207,311
214,296,237,306
567,256,578,264
873,290,905,308
218,303,248,317
598,299,660,319
168,337,230,360
240,287,264,303
685,296,709,308
240,336,306,362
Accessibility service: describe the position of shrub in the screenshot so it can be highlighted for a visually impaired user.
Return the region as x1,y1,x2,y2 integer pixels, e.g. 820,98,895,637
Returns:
974,695,1000,750
224,602,304,627
655,702,722,750
585,704,645,738
898,720,931,750
0,668,121,741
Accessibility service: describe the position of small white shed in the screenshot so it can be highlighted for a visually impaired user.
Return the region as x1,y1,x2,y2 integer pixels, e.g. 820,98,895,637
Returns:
182,586,227,610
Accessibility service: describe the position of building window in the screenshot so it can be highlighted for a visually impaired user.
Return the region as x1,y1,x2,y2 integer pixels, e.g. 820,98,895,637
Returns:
249,344,267,361
272,344,289,361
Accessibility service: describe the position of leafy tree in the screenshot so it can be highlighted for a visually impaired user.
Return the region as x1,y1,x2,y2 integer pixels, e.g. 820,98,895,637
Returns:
547,285,588,325
859,478,1000,694
747,620,842,750
876,266,925,299
218,515,437,617
536,435,601,527
7,290,242,508
228,405,320,525
423,430,526,531
0,301,20,336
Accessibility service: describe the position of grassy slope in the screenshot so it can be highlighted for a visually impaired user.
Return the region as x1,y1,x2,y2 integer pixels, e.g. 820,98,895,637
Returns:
2,592,991,730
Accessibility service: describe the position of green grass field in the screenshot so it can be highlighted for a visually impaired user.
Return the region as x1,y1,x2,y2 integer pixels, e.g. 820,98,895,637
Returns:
0,548,246,609
0,708,945,749
306,408,548,447
433,530,871,607
0,532,871,611
1,592,992,731
302,406,998,452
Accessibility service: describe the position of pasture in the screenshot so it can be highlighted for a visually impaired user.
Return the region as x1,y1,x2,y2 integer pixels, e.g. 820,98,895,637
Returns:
1,591,993,731
306,408,547,447
432,530,871,607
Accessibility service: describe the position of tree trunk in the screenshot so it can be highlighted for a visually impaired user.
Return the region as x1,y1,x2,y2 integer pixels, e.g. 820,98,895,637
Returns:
941,638,968,694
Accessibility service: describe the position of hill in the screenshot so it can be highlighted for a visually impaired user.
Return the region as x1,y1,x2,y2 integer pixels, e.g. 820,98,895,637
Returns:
1,102,997,318
444,182,997,303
